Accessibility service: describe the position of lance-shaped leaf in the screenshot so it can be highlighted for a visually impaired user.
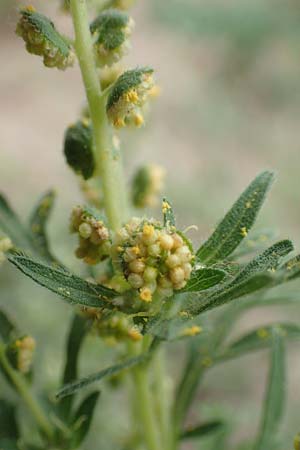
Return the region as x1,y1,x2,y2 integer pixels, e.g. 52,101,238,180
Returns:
232,240,293,285
71,391,100,448
8,253,118,308
29,190,56,263
216,323,300,363
162,198,176,228
253,331,285,450
183,268,227,292
59,314,89,419
56,354,147,399
0,194,33,251
180,420,223,440
197,171,274,264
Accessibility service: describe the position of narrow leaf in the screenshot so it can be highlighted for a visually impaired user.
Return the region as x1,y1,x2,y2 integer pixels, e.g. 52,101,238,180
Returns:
197,171,274,264
162,198,176,228
0,194,33,251
56,354,147,398
217,323,300,363
8,253,118,308
59,314,89,419
183,268,226,292
254,331,285,450
180,420,223,440
71,391,100,447
29,190,56,263
232,240,293,285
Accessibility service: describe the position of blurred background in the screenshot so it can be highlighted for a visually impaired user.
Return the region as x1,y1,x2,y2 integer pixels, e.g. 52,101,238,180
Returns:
1,0,300,448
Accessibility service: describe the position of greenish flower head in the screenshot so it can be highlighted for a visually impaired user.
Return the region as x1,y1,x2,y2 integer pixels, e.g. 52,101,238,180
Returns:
113,218,194,302
132,164,166,208
7,336,36,375
0,236,12,265
92,310,143,343
64,119,95,180
90,9,134,67
16,6,75,70
106,67,155,128
70,206,111,265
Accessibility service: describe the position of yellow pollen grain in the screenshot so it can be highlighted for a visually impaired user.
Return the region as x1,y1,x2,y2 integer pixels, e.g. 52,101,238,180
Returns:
201,356,213,368
128,328,143,341
26,5,36,12
246,201,252,208
182,325,202,336
143,224,155,237
240,227,248,237
126,90,139,103
114,117,125,128
257,328,269,339
139,287,152,302
133,113,144,127
132,246,140,255
162,200,171,214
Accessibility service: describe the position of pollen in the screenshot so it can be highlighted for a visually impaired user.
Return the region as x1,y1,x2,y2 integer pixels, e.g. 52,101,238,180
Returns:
133,113,144,127
257,328,269,339
125,90,139,103
182,325,202,336
246,201,252,208
143,224,155,237
128,328,143,341
114,117,126,128
240,227,248,237
162,200,171,214
139,287,152,302
26,5,36,12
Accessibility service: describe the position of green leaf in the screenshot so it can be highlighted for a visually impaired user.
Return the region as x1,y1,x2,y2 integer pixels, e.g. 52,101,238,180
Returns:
8,253,118,308
0,400,19,439
59,314,89,419
197,171,274,264
64,121,94,180
217,323,300,363
56,354,147,398
254,331,285,450
0,310,17,344
162,197,176,228
183,268,226,292
71,391,100,448
180,420,223,440
232,240,293,285
0,194,33,251
29,190,56,263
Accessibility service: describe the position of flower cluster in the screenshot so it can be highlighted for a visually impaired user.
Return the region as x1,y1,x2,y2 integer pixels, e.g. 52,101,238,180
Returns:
8,336,36,374
90,9,134,67
131,164,166,208
70,206,111,265
16,6,75,70
113,218,194,302
106,67,154,128
95,311,142,343
0,236,12,265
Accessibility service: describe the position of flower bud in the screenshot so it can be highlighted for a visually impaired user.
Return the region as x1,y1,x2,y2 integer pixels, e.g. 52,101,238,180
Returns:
0,236,12,265
70,206,111,265
90,9,134,67
16,6,75,70
96,311,142,342
106,67,154,128
112,218,194,302
131,164,166,208
7,335,36,374
64,120,95,180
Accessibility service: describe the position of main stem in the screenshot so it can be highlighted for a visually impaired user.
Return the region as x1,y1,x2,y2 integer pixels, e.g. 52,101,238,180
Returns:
70,0,128,232
0,345,54,440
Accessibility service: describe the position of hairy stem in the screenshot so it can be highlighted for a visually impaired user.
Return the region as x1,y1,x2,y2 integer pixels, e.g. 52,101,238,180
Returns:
70,0,128,231
0,344,54,440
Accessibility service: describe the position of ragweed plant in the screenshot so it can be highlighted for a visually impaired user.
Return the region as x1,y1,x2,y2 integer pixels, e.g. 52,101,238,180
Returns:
1,2,300,450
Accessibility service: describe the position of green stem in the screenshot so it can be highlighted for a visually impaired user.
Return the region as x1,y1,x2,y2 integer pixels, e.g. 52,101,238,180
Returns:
70,0,128,231
128,340,161,450
0,345,54,440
